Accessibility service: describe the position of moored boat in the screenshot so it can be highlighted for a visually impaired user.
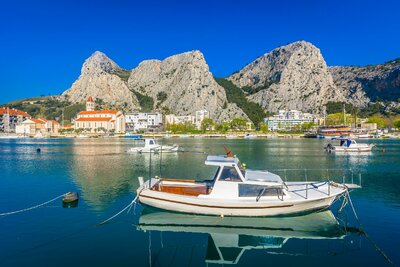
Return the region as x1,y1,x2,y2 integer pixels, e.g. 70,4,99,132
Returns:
325,138,374,153
136,148,360,216
244,133,257,139
128,138,179,153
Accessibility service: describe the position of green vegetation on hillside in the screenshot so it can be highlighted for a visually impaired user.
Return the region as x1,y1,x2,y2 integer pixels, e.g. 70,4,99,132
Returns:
111,68,131,82
326,101,400,117
133,91,154,112
0,96,82,123
214,78,267,127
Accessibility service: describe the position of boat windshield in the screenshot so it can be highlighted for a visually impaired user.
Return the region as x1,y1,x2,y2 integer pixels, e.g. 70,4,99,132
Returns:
245,170,283,183
219,167,242,182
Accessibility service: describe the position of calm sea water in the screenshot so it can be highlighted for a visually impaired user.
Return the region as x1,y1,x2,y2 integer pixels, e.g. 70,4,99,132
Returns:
0,138,399,266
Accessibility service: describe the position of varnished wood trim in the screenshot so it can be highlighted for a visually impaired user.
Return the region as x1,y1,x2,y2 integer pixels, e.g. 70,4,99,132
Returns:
140,195,294,209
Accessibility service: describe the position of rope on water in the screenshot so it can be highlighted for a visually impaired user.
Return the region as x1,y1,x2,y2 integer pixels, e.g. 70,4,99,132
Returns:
344,191,395,266
98,191,142,226
0,194,66,217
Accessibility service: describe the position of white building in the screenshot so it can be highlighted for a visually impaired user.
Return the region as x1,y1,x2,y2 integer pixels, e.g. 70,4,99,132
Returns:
0,107,31,133
16,118,60,135
195,110,210,128
165,114,196,125
125,112,162,132
265,110,318,131
74,96,125,133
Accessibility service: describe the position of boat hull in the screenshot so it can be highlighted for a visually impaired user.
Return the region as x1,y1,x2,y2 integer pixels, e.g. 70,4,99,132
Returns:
138,186,343,217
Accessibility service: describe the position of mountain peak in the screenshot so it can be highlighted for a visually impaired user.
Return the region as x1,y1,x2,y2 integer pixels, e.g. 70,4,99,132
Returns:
82,51,120,74
228,40,341,112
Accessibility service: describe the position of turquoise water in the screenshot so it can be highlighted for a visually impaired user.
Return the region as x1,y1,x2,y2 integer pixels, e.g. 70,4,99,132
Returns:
0,138,399,266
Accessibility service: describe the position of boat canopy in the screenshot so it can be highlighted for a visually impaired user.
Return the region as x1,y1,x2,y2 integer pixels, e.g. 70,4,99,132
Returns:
205,155,239,166
245,170,283,184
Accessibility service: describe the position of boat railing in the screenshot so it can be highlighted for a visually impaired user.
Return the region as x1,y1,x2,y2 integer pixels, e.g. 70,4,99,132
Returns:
256,168,362,201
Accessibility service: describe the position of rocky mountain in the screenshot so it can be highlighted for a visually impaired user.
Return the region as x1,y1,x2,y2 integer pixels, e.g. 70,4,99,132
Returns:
329,59,400,105
228,41,400,114
127,50,247,122
61,51,139,110
228,41,344,113
59,44,399,121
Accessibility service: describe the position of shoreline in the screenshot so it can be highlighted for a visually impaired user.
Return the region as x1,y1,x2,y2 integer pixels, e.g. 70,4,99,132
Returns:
0,132,398,139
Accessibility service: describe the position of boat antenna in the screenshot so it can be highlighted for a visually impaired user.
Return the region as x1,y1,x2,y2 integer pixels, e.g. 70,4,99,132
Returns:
159,143,162,178
223,146,234,158
149,147,152,188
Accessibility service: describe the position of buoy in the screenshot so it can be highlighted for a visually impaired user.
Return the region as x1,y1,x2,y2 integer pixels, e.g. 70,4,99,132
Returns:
220,214,224,218
62,192,79,208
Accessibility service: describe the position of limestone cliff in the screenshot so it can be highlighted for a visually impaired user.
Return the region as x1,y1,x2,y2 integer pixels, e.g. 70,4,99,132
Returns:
61,51,139,110
228,41,344,113
128,51,247,122
329,59,400,105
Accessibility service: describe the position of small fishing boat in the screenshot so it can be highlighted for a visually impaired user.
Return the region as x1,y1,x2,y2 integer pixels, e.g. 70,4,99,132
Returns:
128,138,179,153
136,148,360,217
325,138,374,153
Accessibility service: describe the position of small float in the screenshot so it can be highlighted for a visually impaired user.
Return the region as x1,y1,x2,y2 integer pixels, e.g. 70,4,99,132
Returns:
136,148,361,217
62,192,79,208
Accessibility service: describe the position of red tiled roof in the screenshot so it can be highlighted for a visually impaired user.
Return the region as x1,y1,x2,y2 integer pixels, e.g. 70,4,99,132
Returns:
78,110,119,115
0,107,30,117
87,96,94,102
75,117,113,122
31,119,45,123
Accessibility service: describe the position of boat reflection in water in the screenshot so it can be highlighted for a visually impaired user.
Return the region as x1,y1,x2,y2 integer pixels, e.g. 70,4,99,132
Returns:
137,207,361,265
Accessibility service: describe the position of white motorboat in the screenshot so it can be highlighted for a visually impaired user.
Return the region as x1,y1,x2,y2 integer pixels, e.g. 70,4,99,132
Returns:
137,149,360,216
128,138,179,153
325,138,374,153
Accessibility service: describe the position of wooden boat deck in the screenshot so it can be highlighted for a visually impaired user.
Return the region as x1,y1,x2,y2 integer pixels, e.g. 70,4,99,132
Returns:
151,179,211,196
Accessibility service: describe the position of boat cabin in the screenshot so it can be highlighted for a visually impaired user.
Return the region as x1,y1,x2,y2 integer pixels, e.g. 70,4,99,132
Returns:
151,155,286,199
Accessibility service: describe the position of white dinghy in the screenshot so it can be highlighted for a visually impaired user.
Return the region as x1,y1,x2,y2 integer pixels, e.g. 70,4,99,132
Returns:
137,148,361,217
128,138,179,153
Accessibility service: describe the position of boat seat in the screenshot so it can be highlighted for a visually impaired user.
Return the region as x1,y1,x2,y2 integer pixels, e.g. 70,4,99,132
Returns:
152,181,211,196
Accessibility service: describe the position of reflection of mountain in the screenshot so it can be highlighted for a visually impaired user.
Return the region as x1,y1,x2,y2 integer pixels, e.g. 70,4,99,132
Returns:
137,208,360,265
68,139,182,210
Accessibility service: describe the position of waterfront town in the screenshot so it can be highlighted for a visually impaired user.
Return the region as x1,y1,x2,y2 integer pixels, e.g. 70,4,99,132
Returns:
0,96,396,138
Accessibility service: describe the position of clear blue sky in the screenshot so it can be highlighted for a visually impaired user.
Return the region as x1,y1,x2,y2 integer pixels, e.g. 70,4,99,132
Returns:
1,0,399,104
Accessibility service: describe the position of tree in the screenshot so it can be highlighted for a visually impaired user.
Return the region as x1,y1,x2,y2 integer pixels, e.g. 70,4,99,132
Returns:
393,119,400,130
301,122,316,131
201,118,214,132
260,123,269,133
367,116,386,128
215,122,230,132
230,118,248,131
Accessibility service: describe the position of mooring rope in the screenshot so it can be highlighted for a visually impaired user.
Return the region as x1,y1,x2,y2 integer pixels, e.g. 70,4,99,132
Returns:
98,191,142,225
0,194,66,217
344,191,395,266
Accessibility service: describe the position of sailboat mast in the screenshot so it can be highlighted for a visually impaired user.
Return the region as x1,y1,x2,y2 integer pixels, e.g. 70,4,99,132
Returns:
343,104,346,126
